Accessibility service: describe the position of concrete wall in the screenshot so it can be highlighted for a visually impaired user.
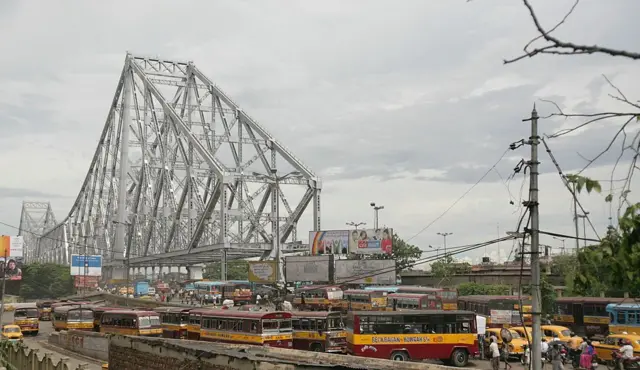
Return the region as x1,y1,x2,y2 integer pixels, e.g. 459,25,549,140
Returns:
49,330,109,362
0,341,84,370
108,335,461,370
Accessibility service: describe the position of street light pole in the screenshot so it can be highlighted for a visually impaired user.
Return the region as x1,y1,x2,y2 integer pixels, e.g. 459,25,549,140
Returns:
437,232,452,256
346,221,366,230
370,203,384,229
578,213,589,248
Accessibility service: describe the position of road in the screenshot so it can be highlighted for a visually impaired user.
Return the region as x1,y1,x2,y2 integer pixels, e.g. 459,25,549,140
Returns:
2,312,102,370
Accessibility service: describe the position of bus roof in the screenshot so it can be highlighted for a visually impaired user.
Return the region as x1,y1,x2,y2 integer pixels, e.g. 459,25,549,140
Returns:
349,310,475,316
363,286,399,292
297,286,341,292
194,281,226,287
557,297,628,304
397,286,443,292
51,301,92,308
102,310,158,316
199,310,292,320
606,302,640,310
388,293,436,299
292,311,342,319
344,289,376,294
458,295,531,302
154,307,192,314
53,305,98,314
12,303,37,309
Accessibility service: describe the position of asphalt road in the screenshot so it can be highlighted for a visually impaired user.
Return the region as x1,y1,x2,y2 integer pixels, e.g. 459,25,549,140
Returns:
2,312,102,370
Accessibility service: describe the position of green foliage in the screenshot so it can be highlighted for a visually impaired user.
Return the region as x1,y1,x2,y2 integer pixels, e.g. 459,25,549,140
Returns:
523,274,557,315
566,174,602,194
360,234,422,273
203,260,249,280
457,282,510,296
20,263,75,300
550,254,578,295
431,255,472,280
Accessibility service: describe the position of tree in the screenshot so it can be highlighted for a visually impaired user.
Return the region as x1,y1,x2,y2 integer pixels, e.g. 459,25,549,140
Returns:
457,282,511,296
354,233,422,273
523,274,557,315
203,260,249,280
431,255,472,280
20,263,75,300
549,254,578,295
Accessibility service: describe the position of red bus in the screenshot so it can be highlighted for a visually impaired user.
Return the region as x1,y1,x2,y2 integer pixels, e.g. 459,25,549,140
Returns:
386,293,443,311
346,310,478,366
155,307,192,339
292,311,346,353
395,286,458,310
199,310,293,348
293,286,343,311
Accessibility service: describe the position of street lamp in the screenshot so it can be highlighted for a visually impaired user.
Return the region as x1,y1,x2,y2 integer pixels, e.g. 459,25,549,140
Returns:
252,169,303,285
346,221,366,229
437,232,452,256
370,202,384,229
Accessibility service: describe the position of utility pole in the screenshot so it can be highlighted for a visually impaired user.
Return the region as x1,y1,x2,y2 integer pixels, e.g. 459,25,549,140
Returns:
572,182,580,251
370,203,384,229
346,221,366,230
578,213,589,248
437,232,452,257
524,105,542,370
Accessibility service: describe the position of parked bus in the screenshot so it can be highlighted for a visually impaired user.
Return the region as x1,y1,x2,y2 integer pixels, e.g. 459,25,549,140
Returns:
100,310,162,337
52,305,95,332
13,303,39,335
606,302,640,335
199,310,292,348
386,293,443,311
221,281,252,306
342,290,387,311
194,281,226,303
345,310,478,366
36,301,55,321
155,307,191,339
554,297,626,338
457,295,531,328
187,309,217,340
365,286,458,310
92,307,124,332
292,311,346,353
293,286,343,311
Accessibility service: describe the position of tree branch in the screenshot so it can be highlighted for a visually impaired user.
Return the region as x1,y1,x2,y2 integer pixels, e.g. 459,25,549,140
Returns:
504,0,640,64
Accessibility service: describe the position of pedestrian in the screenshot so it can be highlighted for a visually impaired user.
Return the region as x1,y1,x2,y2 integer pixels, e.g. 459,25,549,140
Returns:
490,337,500,370
551,342,565,370
580,340,595,370
502,342,512,370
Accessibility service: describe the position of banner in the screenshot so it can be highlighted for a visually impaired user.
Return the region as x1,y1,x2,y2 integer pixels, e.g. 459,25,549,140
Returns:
347,228,393,255
0,236,24,280
309,230,349,255
74,276,99,288
70,255,103,276
248,261,277,283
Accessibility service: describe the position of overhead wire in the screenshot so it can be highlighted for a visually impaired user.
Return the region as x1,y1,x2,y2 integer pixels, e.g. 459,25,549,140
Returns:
406,148,511,242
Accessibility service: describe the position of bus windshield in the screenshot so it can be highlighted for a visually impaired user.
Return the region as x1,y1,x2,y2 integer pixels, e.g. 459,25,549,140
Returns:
328,317,343,330
327,290,343,300
150,316,161,327
139,317,151,328
263,319,292,332
68,310,93,321
15,309,39,318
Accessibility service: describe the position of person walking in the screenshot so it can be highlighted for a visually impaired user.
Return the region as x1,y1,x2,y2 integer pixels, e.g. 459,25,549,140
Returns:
551,342,565,370
490,337,500,370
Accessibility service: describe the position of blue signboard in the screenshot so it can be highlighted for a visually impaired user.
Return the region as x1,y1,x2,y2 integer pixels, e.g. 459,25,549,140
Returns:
70,254,102,276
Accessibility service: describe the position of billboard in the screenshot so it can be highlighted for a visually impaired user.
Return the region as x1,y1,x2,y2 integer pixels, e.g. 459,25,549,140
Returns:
309,230,349,255
70,255,102,276
490,310,523,325
248,261,277,283
334,259,396,285
285,255,331,283
347,228,393,255
74,276,99,288
0,236,24,281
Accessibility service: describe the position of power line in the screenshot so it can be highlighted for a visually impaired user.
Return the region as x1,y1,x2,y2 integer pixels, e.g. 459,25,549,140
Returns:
534,229,601,243
406,148,511,242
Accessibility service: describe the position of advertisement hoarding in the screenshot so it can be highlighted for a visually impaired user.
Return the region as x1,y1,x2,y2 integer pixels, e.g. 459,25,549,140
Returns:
70,255,103,276
309,230,349,255
285,255,331,282
0,236,24,280
248,261,277,283
74,276,99,288
347,228,393,255
334,259,396,285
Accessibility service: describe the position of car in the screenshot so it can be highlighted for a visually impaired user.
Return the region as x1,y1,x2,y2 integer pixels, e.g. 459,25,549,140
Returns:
593,334,640,363
542,325,575,343
1,324,24,342
511,326,533,340
485,328,528,358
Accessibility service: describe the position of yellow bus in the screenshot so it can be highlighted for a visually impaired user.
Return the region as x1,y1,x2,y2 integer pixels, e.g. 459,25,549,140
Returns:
342,289,387,311
293,286,343,311
345,310,478,366
292,311,346,353
99,310,162,337
52,305,95,332
13,303,39,335
155,307,191,339
199,310,293,348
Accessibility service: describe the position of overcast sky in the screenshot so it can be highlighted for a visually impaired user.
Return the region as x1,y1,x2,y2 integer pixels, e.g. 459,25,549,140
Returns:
0,0,638,267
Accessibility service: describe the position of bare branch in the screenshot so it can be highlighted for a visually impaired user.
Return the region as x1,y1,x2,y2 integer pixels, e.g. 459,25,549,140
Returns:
504,0,640,64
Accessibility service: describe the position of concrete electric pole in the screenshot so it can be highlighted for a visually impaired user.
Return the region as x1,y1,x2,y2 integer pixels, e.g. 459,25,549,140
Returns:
437,232,452,257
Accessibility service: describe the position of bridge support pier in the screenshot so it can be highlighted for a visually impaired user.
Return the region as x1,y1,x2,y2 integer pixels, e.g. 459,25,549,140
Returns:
186,266,203,280
111,266,127,280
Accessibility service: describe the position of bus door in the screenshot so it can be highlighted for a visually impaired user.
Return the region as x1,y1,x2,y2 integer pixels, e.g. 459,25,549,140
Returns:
573,303,584,326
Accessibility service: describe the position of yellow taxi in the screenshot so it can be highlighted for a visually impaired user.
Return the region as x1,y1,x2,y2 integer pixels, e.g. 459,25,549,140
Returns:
102,364,108,369
542,325,576,342
511,326,533,340
485,328,528,358
593,334,640,362
1,324,24,342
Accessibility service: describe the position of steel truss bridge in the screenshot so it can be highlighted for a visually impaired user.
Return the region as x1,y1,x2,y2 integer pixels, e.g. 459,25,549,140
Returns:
18,53,322,277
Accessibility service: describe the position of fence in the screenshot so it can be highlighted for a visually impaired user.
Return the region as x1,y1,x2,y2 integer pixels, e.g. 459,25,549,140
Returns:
0,340,90,370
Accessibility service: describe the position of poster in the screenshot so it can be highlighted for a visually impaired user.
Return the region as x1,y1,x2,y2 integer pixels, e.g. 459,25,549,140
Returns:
309,230,349,255
248,261,277,283
0,236,23,280
347,228,393,255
